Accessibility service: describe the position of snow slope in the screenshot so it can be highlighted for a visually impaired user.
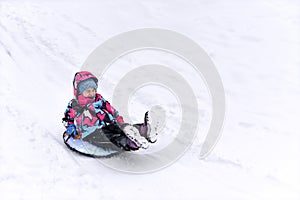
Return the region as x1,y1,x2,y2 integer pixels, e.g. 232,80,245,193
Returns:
0,0,299,199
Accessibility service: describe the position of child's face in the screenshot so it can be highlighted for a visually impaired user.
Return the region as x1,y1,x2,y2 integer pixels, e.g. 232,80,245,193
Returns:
83,88,96,98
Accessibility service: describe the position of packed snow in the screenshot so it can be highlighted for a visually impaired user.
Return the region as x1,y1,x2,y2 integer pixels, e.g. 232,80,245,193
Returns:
0,0,299,199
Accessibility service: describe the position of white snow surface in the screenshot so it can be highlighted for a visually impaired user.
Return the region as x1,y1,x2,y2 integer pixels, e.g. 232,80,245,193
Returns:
0,0,299,199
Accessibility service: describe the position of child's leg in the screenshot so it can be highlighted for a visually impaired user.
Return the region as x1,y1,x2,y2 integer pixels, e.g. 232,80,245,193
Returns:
82,128,122,151
102,123,140,151
120,123,150,149
133,123,147,136
83,123,150,151
134,111,158,143
133,123,157,143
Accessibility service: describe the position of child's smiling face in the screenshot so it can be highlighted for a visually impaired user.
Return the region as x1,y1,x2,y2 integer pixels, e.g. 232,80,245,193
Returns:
83,88,96,98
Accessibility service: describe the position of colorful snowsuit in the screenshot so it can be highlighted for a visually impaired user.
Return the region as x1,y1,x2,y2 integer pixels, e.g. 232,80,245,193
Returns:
64,93,125,138
63,71,140,151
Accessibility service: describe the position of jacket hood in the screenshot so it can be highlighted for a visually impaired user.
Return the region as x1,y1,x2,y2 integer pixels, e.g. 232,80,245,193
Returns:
73,71,98,98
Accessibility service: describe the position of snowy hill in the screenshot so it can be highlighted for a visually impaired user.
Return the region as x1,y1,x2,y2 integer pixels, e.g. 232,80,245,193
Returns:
0,0,299,199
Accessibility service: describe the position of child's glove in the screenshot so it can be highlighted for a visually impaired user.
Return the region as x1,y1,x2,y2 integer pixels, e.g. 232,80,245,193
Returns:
66,124,77,137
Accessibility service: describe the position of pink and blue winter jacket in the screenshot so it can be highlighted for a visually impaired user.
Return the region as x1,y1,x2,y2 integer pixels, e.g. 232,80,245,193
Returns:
63,71,124,138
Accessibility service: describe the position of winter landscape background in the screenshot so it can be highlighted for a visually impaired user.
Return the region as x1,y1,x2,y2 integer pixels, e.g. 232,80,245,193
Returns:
0,0,299,199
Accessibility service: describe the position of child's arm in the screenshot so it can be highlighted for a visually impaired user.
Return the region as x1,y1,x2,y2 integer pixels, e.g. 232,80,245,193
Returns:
96,94,124,123
62,100,76,127
62,100,81,138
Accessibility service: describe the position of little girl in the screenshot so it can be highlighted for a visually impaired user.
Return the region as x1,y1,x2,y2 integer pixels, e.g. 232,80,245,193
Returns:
62,71,157,151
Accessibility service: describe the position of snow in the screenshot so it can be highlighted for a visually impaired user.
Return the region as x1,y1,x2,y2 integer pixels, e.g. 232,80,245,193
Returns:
0,0,299,199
